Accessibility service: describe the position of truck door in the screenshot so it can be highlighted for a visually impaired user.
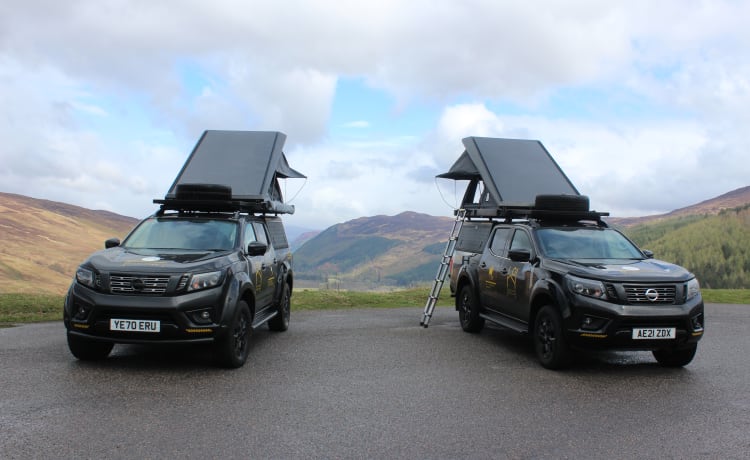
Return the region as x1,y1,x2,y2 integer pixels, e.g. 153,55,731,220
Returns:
497,229,535,323
245,222,276,309
477,226,511,312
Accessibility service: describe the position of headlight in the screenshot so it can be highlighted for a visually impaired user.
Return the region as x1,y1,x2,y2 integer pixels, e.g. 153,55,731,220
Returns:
75,267,96,288
188,271,223,292
686,278,701,301
567,274,607,300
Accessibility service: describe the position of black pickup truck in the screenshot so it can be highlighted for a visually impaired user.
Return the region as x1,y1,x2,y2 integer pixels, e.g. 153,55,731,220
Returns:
64,212,293,367
64,130,305,368
447,195,705,369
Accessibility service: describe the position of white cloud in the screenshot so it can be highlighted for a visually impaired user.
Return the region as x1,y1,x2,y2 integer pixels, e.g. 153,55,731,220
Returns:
1,0,750,228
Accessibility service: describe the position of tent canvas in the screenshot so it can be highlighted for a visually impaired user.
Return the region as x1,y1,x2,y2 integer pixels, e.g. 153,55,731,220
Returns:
158,130,305,214
438,137,579,209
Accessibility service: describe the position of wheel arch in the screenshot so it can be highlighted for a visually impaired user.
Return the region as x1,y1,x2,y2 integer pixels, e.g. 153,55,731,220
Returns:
529,293,555,333
529,279,569,332
238,284,257,320
281,263,293,293
454,271,477,311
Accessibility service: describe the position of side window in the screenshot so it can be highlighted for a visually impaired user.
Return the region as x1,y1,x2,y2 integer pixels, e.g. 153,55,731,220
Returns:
489,227,511,256
252,222,269,246
243,223,257,250
509,230,532,253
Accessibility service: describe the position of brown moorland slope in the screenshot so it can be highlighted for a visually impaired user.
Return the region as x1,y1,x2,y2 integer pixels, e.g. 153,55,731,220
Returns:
3,185,749,294
0,192,138,294
608,186,750,227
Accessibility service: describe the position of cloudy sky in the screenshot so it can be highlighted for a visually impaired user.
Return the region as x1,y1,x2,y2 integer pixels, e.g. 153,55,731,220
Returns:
2,0,749,230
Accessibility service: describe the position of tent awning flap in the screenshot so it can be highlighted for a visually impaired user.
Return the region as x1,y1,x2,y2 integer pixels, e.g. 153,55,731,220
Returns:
436,151,480,180
276,152,306,179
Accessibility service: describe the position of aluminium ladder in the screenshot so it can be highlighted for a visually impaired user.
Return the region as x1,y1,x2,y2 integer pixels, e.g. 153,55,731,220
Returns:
420,209,467,327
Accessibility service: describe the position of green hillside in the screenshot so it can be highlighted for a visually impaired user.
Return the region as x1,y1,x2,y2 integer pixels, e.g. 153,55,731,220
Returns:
293,212,454,289
296,205,750,291
622,205,750,289
294,229,400,273
3,189,749,293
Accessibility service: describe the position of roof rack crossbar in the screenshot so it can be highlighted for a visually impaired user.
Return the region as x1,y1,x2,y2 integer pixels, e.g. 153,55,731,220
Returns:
153,198,295,215
463,205,609,222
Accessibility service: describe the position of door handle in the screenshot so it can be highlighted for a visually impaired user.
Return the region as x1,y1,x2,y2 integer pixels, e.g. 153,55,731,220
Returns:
480,262,487,269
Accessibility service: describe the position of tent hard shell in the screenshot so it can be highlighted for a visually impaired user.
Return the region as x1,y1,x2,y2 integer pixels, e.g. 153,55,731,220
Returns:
438,137,592,218
155,130,305,214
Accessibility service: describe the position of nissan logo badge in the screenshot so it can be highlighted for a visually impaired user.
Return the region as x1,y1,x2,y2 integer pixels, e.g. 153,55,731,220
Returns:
132,278,145,291
645,288,659,302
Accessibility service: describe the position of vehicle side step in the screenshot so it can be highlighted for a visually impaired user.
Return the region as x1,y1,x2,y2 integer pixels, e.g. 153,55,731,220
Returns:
479,312,529,334
252,308,278,329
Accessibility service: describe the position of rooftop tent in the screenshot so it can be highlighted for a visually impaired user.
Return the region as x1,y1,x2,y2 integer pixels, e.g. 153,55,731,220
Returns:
438,137,579,210
156,130,306,214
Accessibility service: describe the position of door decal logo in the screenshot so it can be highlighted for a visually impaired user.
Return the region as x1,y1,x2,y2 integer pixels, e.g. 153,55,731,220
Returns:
506,267,519,298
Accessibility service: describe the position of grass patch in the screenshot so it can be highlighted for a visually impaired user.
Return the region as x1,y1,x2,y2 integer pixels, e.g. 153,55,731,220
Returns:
701,289,750,304
292,287,454,311
0,288,745,325
0,287,453,324
0,293,65,325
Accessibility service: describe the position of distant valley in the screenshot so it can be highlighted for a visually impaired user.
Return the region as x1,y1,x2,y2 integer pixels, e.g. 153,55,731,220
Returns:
1,186,749,294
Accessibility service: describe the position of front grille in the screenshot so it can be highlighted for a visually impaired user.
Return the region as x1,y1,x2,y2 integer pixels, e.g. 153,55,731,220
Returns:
177,274,190,291
623,285,677,304
110,274,171,294
604,283,618,300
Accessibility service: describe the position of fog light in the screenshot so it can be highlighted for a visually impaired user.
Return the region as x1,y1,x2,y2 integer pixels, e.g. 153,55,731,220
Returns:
691,313,704,331
581,315,607,331
74,304,90,321
188,308,214,325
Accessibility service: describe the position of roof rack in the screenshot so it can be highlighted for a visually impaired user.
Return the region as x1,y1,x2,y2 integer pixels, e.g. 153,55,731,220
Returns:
153,184,294,215
463,194,608,222
462,204,609,222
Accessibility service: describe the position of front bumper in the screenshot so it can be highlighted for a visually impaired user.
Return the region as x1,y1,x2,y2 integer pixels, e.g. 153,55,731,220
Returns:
563,294,705,350
63,282,229,345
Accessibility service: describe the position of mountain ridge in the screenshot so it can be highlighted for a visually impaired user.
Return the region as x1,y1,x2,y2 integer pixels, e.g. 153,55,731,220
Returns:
2,186,749,293
607,185,750,227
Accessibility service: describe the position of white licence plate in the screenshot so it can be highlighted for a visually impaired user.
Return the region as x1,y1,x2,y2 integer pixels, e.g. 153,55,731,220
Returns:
632,327,675,340
110,318,160,333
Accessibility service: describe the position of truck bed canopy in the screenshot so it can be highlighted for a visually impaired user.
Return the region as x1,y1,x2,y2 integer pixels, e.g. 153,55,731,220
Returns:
438,137,580,213
155,130,305,214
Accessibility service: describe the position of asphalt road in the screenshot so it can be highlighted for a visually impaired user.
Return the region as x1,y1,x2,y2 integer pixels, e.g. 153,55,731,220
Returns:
1,304,749,459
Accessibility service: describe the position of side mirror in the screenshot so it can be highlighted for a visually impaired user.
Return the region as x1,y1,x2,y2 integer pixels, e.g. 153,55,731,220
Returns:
508,248,532,262
642,249,654,259
246,241,268,256
105,238,121,249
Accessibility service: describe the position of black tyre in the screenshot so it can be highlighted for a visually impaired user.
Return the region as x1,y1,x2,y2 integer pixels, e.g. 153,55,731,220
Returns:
215,301,252,368
534,305,572,369
652,343,697,367
268,283,290,332
67,333,114,361
458,284,484,333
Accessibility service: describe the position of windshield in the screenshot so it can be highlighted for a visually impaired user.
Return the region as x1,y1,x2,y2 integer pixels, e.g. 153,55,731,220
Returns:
123,218,238,251
536,227,643,259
